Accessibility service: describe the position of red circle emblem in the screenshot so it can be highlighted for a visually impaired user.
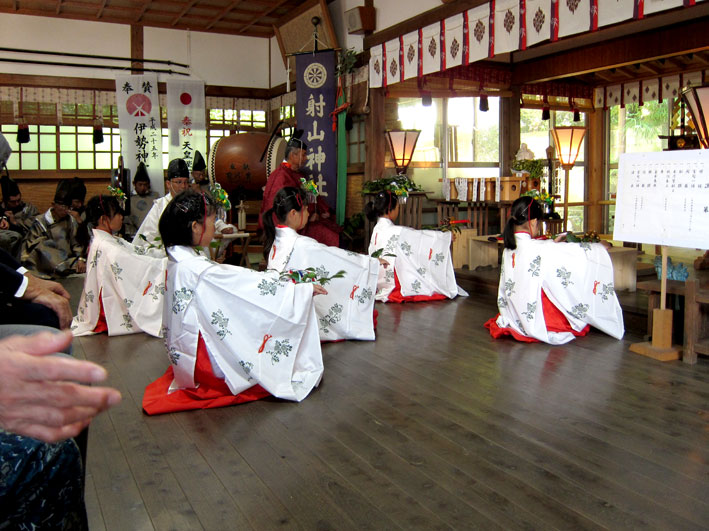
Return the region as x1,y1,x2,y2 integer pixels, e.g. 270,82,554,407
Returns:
125,94,152,117
180,92,192,105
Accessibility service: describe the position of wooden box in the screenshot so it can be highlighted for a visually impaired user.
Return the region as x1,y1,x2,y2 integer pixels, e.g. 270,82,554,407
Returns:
451,228,478,269
499,177,525,201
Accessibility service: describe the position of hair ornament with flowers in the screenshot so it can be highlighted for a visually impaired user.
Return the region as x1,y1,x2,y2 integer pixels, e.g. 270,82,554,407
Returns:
209,182,231,211
107,185,126,202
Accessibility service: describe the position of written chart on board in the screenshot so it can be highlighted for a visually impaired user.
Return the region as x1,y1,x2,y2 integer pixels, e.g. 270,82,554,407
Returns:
614,150,709,249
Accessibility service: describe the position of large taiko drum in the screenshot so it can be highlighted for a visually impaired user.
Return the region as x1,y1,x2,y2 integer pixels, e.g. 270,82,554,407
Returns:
207,132,286,202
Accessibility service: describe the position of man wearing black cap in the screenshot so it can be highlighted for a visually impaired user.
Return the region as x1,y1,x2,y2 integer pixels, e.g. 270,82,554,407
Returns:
66,177,87,225
21,180,86,276
124,162,159,241
0,174,38,259
260,130,341,247
191,150,210,192
134,158,192,245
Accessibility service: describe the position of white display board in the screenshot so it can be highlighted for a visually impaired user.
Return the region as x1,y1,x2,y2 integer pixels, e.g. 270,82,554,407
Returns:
614,150,709,249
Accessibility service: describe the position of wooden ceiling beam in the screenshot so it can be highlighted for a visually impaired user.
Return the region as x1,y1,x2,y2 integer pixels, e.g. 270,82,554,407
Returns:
512,14,709,84
55,0,62,15
172,0,199,25
96,0,108,19
134,0,151,23
205,0,245,30
237,0,288,33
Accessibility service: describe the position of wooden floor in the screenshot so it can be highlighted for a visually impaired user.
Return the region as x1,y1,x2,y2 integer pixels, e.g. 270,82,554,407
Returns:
72,278,709,530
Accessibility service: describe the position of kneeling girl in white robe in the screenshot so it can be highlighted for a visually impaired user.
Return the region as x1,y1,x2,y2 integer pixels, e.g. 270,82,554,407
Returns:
485,196,624,345
143,190,324,415
71,194,168,337
366,191,466,303
263,187,379,341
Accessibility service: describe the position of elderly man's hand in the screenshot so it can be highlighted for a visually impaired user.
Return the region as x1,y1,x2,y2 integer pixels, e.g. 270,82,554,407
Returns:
22,275,72,329
0,330,121,443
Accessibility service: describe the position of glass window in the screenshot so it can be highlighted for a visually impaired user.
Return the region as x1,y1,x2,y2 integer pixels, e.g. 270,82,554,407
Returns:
397,98,442,163
606,100,669,231
448,97,499,163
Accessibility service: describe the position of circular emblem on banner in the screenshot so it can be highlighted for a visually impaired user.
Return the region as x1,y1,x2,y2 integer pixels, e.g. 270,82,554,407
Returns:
303,63,327,89
180,92,192,105
125,94,152,117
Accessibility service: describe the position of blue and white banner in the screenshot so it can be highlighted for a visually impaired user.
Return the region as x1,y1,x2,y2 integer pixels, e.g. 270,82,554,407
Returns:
296,50,337,211
166,78,206,170
116,74,164,195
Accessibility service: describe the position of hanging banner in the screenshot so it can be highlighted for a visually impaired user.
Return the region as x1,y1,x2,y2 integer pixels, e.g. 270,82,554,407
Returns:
558,0,591,38
421,22,441,75
467,4,490,64
115,74,164,195
445,14,464,69
296,50,337,211
402,30,419,80
369,44,383,89
166,78,206,171
525,0,551,48
494,0,520,55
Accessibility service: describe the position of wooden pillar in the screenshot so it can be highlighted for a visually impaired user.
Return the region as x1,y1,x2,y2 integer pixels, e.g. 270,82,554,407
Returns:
131,25,144,73
587,107,604,232
499,86,520,176
365,87,386,182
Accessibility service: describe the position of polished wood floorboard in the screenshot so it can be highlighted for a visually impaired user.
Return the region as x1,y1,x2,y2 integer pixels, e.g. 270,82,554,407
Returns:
75,281,709,530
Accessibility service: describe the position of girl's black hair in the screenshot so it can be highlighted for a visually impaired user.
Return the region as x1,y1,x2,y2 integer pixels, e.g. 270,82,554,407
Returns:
262,186,306,259
364,190,398,222
159,190,216,248
85,195,124,227
502,196,543,250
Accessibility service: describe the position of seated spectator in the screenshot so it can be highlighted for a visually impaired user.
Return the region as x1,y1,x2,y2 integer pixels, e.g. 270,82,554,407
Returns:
191,150,210,192
0,327,121,529
123,162,159,241
0,142,39,259
22,180,86,277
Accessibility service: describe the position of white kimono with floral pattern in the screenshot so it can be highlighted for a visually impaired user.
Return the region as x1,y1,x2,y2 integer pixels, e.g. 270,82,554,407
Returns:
493,232,625,345
268,226,378,341
164,245,323,401
368,217,466,302
71,229,167,337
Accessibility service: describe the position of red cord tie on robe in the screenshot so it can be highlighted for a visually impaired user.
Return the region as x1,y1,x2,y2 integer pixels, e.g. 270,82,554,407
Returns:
428,248,433,260
258,334,272,353
349,285,359,299
143,281,152,296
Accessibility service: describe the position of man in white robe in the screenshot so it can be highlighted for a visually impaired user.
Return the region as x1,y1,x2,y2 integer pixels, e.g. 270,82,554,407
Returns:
488,233,624,344
135,158,236,249
369,217,466,302
269,226,378,341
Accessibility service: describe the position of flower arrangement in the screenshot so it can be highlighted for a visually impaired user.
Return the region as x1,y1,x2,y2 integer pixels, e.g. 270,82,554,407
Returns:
565,230,601,243
279,268,346,286
521,189,554,205
511,158,545,180
209,183,231,211
300,177,319,197
370,248,396,259
421,218,468,234
361,176,422,202
107,185,126,202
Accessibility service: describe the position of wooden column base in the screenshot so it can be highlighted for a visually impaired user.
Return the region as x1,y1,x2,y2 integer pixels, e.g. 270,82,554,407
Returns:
630,308,681,361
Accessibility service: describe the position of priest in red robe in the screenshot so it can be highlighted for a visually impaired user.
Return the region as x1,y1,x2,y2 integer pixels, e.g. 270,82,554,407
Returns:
259,130,342,247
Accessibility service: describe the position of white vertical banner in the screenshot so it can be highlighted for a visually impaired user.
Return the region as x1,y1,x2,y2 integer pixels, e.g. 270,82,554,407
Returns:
558,0,590,38
166,78,206,170
494,0,520,55
421,22,441,76
525,0,551,48
402,31,419,80
116,74,164,195
384,39,402,87
644,0,683,15
467,4,490,63
597,0,634,27
369,44,383,89
445,14,464,69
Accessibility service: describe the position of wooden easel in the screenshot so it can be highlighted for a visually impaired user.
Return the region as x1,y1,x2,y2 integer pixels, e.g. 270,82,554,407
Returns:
629,246,681,361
